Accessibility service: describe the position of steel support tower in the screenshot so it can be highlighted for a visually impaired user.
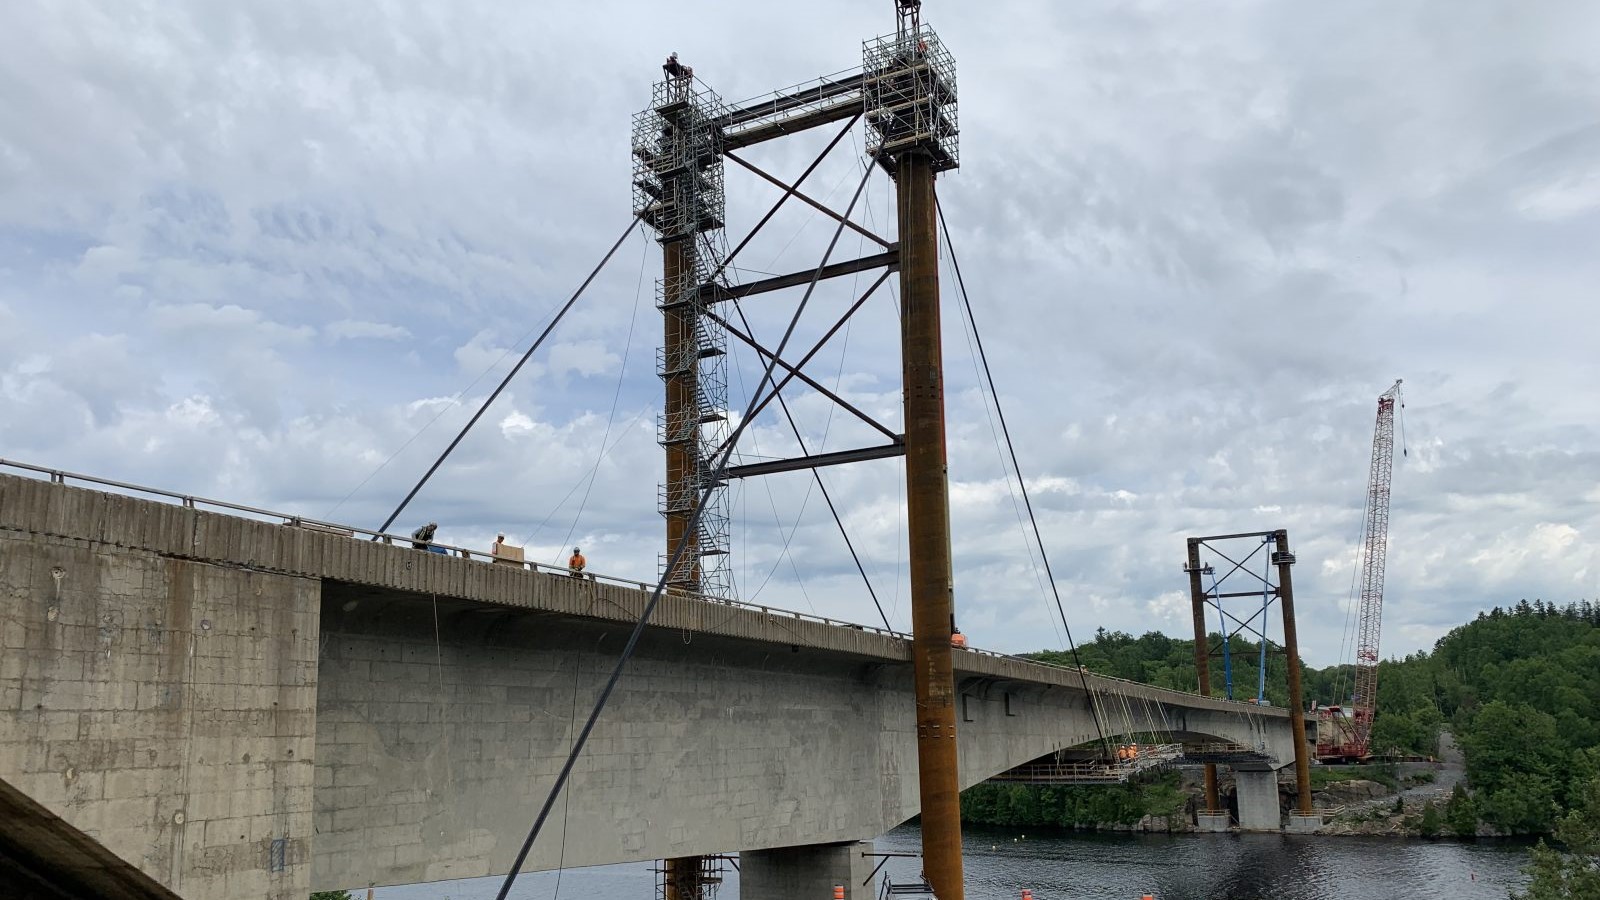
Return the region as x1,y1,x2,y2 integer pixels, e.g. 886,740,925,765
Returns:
633,3,959,894
1184,530,1314,819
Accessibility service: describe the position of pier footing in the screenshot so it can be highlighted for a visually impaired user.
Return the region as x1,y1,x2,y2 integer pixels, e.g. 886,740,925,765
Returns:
740,840,876,900
1287,813,1324,834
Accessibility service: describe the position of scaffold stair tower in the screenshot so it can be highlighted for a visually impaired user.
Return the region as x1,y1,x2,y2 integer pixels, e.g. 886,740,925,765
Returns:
633,72,732,599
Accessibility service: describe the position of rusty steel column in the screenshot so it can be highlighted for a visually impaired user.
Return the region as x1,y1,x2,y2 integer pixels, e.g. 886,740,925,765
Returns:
662,237,706,900
897,150,963,900
663,237,700,578
1185,538,1220,813
1274,530,1314,815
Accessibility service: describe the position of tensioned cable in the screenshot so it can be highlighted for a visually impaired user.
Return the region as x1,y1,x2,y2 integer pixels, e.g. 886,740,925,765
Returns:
375,214,644,537
493,157,878,900
935,195,1111,754
554,227,651,561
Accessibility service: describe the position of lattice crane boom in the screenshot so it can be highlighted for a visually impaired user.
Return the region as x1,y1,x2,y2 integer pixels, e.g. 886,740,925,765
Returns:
1350,379,1402,756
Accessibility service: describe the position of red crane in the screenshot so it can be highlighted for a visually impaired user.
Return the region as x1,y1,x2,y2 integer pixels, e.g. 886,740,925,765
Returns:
1317,379,1402,762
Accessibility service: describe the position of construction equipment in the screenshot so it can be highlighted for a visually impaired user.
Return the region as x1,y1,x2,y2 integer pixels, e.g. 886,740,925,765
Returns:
1316,380,1403,762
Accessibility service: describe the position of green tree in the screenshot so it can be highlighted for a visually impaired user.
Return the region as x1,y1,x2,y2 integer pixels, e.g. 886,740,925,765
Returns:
1460,701,1564,797
1446,783,1478,838
1480,772,1560,835
1418,800,1442,837
1517,776,1600,899
311,892,355,900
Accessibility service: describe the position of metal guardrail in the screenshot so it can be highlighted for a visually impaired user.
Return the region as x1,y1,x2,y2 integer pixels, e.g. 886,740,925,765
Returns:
0,458,913,640
0,457,1304,713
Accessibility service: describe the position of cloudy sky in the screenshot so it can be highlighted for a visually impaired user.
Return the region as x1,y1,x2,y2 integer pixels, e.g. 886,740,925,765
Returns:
3,1,1597,670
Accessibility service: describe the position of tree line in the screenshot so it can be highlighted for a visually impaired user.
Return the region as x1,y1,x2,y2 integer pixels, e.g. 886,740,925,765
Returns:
979,601,1600,843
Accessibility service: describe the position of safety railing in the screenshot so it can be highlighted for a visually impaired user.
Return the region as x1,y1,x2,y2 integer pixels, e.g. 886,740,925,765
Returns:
0,457,909,641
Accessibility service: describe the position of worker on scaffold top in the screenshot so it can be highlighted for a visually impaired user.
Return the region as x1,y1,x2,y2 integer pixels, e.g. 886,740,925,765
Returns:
569,546,587,578
663,52,693,82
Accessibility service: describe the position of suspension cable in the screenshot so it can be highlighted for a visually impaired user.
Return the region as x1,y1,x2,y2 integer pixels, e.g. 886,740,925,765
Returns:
493,159,878,900
935,195,1111,754
376,214,643,537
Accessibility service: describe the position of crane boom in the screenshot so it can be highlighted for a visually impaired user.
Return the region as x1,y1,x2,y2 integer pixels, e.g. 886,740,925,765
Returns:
1350,379,1402,756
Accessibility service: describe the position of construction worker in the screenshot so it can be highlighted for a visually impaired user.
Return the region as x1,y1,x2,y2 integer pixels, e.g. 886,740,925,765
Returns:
491,533,506,557
950,626,967,649
569,546,587,577
410,522,437,550
662,52,692,81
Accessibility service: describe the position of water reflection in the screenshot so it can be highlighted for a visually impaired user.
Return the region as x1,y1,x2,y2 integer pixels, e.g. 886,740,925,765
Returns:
374,825,1530,900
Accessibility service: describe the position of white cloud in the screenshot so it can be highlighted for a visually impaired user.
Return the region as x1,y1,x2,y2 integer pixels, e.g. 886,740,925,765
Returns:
2,0,1598,670
326,319,411,342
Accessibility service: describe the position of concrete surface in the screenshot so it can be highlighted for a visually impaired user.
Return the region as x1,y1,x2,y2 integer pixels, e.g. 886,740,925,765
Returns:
0,528,318,899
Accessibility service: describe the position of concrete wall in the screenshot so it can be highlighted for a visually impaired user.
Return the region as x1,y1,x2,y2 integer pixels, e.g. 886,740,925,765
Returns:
0,529,319,899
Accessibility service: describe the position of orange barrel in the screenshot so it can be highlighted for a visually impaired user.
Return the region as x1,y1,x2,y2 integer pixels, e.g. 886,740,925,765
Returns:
1021,890,1033,900
834,886,845,900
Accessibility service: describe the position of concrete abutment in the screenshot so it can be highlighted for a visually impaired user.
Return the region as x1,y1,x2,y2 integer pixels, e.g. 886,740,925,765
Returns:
0,528,320,899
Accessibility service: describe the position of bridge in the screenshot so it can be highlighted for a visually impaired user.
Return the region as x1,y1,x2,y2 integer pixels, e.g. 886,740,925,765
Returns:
0,466,1299,899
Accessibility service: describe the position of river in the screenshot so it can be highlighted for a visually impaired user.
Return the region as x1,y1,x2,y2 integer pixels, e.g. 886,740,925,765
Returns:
370,824,1531,900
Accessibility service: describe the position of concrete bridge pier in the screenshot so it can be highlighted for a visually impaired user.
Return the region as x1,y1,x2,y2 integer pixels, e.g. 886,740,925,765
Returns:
1233,770,1283,832
739,841,876,900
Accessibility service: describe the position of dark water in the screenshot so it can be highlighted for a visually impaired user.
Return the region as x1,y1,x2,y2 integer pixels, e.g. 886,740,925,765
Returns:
373,825,1530,900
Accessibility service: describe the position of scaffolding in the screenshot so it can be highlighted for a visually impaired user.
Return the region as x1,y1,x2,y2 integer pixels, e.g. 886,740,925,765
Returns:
633,74,732,600
654,855,729,900
862,25,958,172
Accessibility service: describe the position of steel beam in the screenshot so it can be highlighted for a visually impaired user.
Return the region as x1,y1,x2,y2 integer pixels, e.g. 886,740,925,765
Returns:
722,72,866,128
726,441,905,479
703,249,898,303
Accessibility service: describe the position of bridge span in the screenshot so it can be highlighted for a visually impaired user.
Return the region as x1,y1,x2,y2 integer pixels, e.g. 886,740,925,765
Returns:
0,468,1296,899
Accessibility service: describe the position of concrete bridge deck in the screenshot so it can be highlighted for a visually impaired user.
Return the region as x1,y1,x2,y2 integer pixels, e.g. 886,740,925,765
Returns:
0,467,1294,898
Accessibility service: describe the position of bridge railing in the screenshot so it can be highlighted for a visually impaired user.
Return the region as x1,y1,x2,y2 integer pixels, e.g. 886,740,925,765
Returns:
0,458,914,641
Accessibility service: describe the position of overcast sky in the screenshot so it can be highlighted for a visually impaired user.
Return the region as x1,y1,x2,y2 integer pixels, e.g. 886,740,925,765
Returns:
3,1,1597,671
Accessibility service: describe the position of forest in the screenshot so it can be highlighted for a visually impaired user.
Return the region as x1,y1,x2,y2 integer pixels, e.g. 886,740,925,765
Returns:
972,599,1600,839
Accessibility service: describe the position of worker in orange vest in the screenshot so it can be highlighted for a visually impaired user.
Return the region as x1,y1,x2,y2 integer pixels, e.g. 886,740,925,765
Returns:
950,626,967,649
568,546,587,577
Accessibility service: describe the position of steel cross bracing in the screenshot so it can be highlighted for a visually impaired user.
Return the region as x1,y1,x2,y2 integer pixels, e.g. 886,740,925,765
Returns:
1350,380,1402,756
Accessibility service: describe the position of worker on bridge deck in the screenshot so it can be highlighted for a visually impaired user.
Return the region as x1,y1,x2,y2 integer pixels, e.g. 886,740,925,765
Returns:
569,546,587,578
950,626,967,649
410,522,437,550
